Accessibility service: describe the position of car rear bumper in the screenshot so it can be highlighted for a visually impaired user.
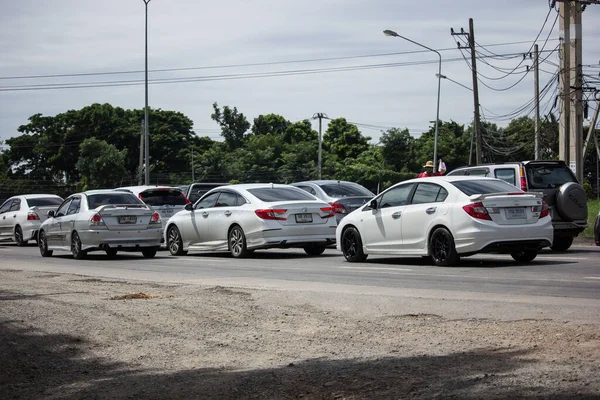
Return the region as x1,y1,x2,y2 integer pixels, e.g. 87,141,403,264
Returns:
78,228,162,251
20,221,43,241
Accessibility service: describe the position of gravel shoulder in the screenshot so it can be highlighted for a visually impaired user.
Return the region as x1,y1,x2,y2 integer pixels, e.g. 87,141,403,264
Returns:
1,268,599,399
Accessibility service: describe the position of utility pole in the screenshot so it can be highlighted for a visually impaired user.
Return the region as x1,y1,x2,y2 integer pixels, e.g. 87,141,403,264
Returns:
534,44,541,160
143,0,151,185
138,120,144,185
569,0,584,182
191,146,195,181
451,19,482,164
312,113,327,179
558,1,571,167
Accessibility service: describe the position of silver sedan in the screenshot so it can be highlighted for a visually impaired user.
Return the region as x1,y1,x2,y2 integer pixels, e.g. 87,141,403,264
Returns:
164,184,337,257
0,194,63,246
37,190,163,259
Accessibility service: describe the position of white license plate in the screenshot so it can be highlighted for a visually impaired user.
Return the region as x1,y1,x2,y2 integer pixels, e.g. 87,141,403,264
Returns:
118,216,137,224
506,207,526,219
161,209,174,216
295,213,313,223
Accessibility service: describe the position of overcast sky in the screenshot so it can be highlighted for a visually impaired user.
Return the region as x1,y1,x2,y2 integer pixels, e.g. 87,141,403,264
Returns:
1,0,599,147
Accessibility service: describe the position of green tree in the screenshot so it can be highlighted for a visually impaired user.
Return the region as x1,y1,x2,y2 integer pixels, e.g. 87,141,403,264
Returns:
322,118,371,162
76,138,128,190
379,128,415,171
211,102,250,150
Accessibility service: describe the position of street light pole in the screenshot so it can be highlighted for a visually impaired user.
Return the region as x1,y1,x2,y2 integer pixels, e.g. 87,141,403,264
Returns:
143,0,151,185
384,30,442,171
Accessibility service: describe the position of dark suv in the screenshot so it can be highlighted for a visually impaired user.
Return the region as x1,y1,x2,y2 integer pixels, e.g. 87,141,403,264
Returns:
447,160,588,251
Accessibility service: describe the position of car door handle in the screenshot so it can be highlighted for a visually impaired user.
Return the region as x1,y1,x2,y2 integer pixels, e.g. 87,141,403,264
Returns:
224,211,232,217
202,212,209,218
392,211,402,219
426,207,437,215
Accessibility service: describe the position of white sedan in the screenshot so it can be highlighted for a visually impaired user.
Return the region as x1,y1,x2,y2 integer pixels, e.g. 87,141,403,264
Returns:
164,183,337,257
0,194,63,246
37,190,163,259
336,176,553,266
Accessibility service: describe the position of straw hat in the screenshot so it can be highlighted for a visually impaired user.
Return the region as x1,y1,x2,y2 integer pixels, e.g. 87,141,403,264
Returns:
423,161,434,168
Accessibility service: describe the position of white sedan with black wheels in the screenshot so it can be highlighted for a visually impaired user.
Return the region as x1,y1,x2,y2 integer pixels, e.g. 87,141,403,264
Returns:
37,190,163,259
336,176,554,266
164,184,337,257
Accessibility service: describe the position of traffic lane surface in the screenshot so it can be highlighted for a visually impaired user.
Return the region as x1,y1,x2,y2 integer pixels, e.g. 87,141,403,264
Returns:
1,244,599,301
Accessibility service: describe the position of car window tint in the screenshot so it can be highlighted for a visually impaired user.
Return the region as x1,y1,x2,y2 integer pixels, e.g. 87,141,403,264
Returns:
195,192,220,209
26,197,63,207
188,184,227,204
9,199,21,211
436,187,449,202
494,168,517,186
466,169,490,177
525,164,577,189
411,183,447,205
56,199,72,217
446,169,465,176
215,192,238,207
319,183,373,197
67,197,81,215
140,190,187,206
235,194,247,206
451,179,523,196
248,187,315,202
379,183,415,208
296,185,317,196
87,193,143,209
0,200,11,213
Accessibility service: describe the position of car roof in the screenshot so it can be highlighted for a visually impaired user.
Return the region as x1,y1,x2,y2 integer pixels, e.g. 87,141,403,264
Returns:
16,194,63,199
292,180,363,186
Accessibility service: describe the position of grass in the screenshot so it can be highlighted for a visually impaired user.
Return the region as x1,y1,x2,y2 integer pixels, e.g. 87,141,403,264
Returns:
583,199,600,237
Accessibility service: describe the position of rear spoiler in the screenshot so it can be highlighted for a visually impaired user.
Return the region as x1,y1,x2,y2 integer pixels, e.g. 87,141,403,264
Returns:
96,204,151,212
468,191,543,201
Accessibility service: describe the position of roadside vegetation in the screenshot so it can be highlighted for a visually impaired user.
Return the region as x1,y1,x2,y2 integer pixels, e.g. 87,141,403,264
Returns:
583,199,600,237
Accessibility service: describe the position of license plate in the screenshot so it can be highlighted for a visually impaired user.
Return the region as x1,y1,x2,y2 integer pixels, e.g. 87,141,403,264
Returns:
506,207,526,219
295,213,313,223
161,209,174,216
118,216,137,224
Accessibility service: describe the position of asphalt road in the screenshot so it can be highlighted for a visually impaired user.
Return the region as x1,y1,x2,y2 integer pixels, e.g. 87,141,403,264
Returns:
1,242,599,323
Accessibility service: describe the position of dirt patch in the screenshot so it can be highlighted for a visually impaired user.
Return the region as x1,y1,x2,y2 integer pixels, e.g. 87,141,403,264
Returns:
1,270,599,399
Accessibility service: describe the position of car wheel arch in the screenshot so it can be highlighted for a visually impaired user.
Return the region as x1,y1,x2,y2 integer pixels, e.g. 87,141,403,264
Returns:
427,224,453,255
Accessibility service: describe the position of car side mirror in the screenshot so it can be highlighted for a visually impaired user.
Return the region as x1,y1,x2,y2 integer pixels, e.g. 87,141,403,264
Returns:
47,210,55,218
185,203,193,211
369,199,378,210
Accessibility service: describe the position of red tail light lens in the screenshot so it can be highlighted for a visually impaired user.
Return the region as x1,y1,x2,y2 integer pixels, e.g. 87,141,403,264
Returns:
539,201,549,218
462,202,492,221
329,202,347,214
519,167,528,191
255,209,287,220
182,193,191,205
320,206,335,219
90,213,105,226
27,212,40,221
149,212,161,224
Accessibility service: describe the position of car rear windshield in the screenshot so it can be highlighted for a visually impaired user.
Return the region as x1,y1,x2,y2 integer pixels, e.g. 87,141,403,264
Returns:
87,193,144,209
525,164,577,189
451,179,524,196
140,190,187,206
248,187,316,202
26,197,63,207
319,183,373,197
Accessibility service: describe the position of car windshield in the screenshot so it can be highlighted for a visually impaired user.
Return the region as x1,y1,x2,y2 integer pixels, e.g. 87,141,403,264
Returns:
451,179,524,196
248,187,315,202
26,197,63,207
87,193,144,209
140,189,187,206
319,183,374,197
525,164,577,189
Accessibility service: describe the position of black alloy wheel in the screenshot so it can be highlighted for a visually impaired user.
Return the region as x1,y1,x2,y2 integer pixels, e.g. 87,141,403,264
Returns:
341,226,367,262
429,227,459,266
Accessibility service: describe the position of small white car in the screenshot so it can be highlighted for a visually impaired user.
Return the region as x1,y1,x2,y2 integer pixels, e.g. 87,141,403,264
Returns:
37,190,162,259
0,194,63,246
337,176,554,266
164,183,337,257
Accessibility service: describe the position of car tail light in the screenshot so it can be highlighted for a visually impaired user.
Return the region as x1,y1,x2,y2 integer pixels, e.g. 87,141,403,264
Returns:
90,213,105,226
462,202,492,221
320,206,335,219
149,212,161,225
519,167,528,191
255,209,287,220
27,212,40,221
329,202,347,214
182,193,192,205
540,201,549,218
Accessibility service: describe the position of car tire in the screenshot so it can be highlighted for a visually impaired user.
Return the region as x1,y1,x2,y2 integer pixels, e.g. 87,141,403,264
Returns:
38,230,53,257
142,248,157,258
429,227,459,266
303,243,326,256
15,226,27,247
228,225,249,258
71,231,87,260
167,226,187,256
105,249,118,258
511,249,538,262
550,236,574,252
341,226,368,262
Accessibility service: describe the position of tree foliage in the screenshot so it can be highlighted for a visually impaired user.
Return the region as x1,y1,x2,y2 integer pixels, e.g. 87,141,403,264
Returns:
76,138,127,190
